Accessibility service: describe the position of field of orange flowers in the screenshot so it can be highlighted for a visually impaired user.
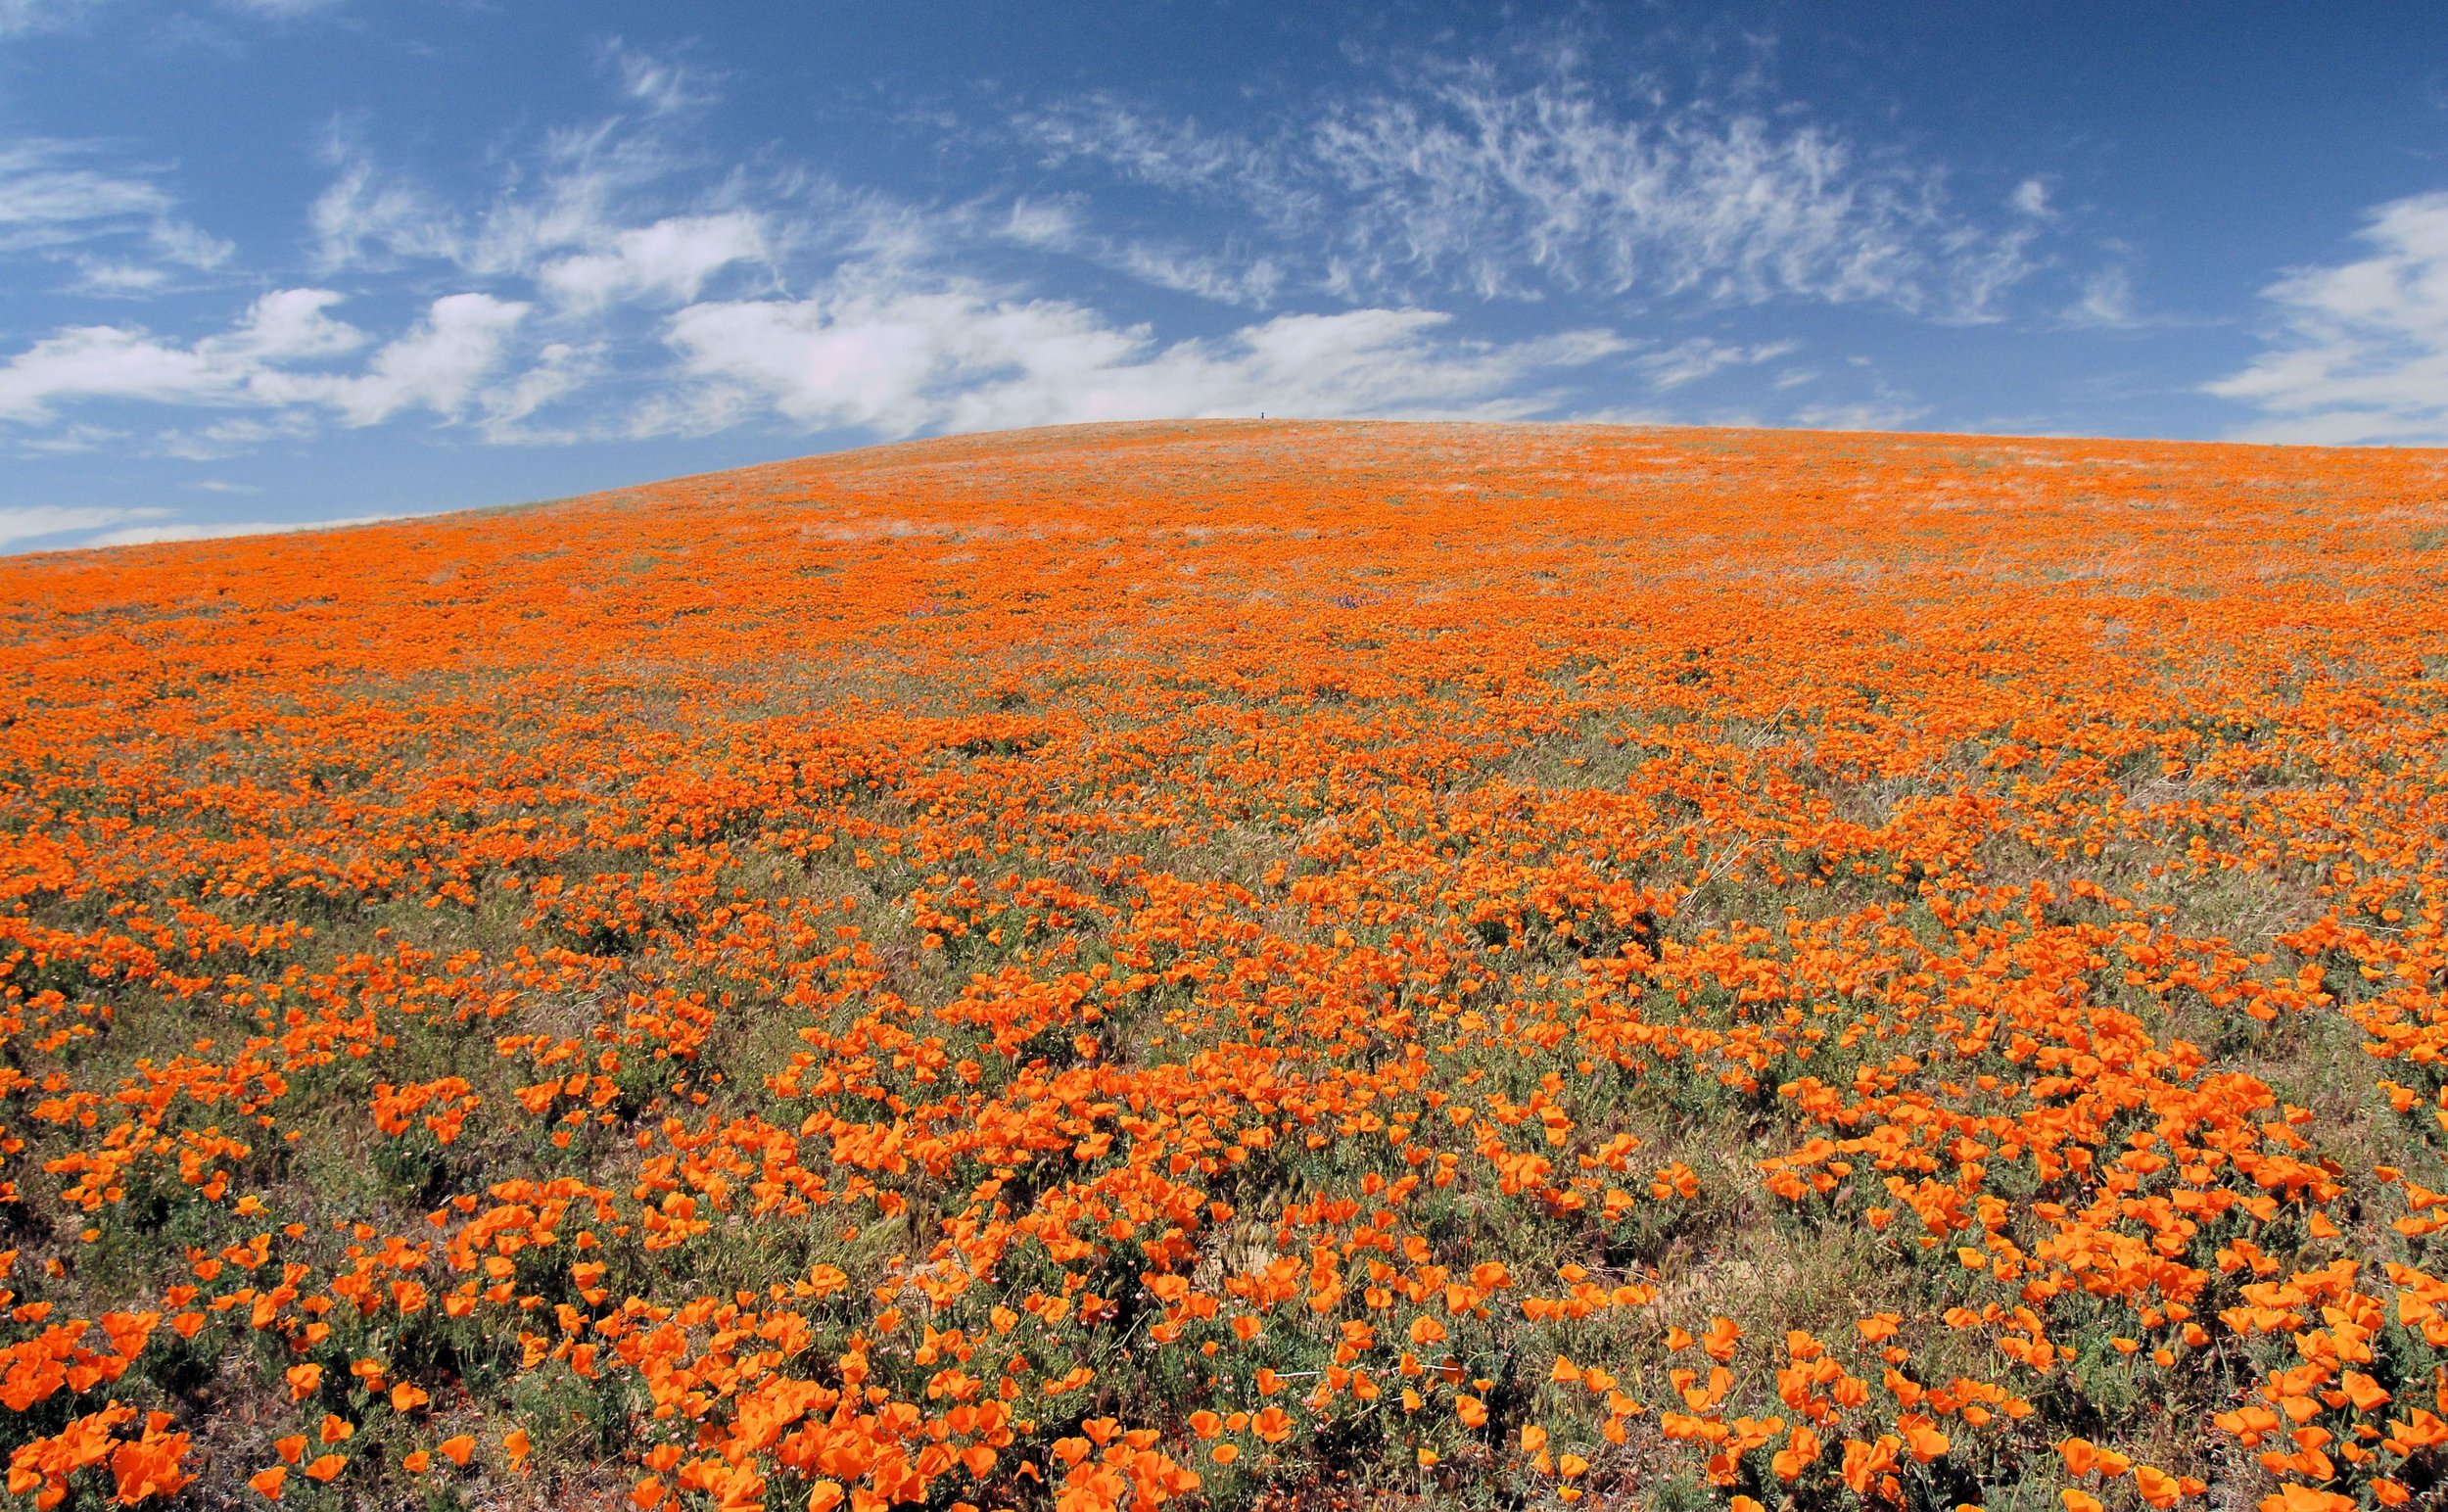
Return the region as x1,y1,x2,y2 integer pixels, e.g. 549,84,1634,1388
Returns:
0,419,2444,1512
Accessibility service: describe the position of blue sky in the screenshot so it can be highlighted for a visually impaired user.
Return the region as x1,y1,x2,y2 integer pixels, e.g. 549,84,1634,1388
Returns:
5,2,2448,550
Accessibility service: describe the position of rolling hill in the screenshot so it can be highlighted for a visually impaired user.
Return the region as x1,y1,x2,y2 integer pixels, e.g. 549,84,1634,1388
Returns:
2,420,2445,1512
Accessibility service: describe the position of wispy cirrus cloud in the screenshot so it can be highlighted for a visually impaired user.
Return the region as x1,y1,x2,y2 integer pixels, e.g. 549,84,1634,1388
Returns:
991,197,1285,307
0,141,167,240
599,36,720,118
1018,57,2047,319
0,140,232,291
2206,192,2448,445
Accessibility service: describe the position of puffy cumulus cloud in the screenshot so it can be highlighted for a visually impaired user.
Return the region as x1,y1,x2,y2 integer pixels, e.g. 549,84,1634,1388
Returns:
659,274,1625,438
2207,193,2448,445
0,287,535,434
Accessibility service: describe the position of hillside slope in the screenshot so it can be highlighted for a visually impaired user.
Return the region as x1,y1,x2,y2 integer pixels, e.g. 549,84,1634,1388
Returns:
3,420,2447,1511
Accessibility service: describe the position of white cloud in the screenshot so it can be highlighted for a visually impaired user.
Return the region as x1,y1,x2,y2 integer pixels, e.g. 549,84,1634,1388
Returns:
25,108,774,449
1792,398,1927,431
68,260,170,294
1631,337,1797,392
258,293,526,425
13,421,121,453
3,0,343,32
151,414,314,459
1023,100,1306,215
309,122,796,314
1109,244,1284,307
218,287,369,362
0,0,98,36
473,341,599,443
0,287,527,433
308,151,460,270
660,272,1624,438
222,0,345,17
466,137,704,281
0,290,350,422
0,504,166,548
602,38,717,117
2206,193,2448,445
537,211,768,308
1021,61,2041,319
0,143,166,244
82,511,397,547
1000,198,1081,249
147,218,232,269
0,143,231,296
2065,265,2138,329
992,194,1283,307
1314,88,1904,304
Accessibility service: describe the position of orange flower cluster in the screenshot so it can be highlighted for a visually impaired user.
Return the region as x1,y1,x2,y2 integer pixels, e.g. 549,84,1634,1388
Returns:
0,419,2444,1510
